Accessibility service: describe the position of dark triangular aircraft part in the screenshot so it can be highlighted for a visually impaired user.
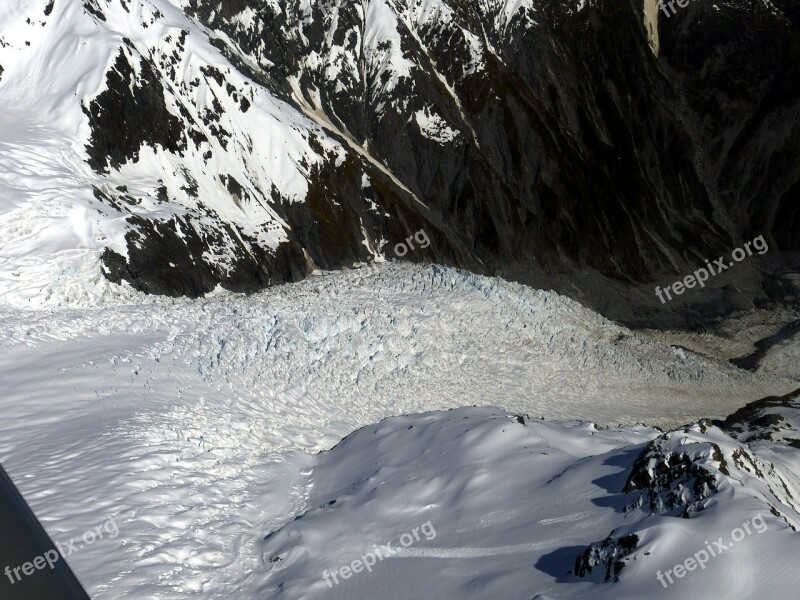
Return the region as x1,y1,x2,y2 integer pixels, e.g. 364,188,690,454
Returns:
0,464,90,599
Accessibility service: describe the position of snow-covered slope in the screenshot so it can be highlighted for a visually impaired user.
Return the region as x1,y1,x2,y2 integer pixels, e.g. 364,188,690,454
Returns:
0,0,331,306
0,0,797,327
258,404,800,599
0,1,798,598
0,263,796,598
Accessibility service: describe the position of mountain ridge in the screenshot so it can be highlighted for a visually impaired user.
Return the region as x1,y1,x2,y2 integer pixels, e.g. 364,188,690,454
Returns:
0,0,797,325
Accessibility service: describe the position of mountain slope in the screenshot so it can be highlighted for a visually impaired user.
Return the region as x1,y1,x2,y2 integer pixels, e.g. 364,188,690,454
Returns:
257,403,800,599
0,0,797,320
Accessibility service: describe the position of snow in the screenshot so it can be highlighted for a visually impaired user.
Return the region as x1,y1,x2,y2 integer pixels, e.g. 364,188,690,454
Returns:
414,105,461,143
0,112,130,307
404,0,486,76
643,0,661,55
0,2,798,598
0,263,796,597
364,0,416,107
257,408,800,599
0,0,342,307
477,0,539,34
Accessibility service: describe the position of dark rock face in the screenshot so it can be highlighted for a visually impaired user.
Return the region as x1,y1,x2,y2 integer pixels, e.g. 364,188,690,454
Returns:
623,433,721,517
721,388,800,443
77,0,798,310
574,532,639,582
659,0,800,252
101,214,311,298
83,47,186,172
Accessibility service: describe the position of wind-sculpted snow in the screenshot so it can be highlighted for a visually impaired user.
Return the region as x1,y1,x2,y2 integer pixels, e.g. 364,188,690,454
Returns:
0,3,798,597
255,408,800,599
0,264,795,597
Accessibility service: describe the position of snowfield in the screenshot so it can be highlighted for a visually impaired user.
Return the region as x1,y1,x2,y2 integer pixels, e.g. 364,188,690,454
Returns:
0,263,798,598
0,1,797,598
